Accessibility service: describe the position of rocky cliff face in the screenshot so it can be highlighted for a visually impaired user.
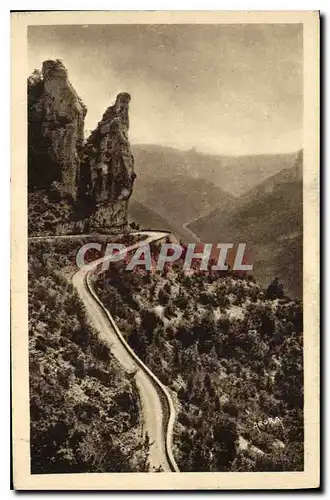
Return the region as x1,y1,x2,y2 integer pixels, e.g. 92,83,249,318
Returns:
28,59,87,199
79,92,136,229
28,60,136,232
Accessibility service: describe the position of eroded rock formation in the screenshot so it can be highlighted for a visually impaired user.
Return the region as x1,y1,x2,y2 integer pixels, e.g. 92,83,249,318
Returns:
79,92,136,229
28,59,87,199
28,60,136,232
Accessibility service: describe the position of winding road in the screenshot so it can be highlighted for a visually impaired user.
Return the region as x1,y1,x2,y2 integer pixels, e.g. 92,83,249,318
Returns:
181,220,201,243
30,231,180,472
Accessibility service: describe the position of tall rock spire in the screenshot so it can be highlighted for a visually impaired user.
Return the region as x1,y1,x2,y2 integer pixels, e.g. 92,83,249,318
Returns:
28,60,135,232
80,92,136,229
28,59,87,199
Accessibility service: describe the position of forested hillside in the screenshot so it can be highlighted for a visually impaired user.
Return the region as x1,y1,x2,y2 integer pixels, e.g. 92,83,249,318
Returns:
28,236,150,473
92,241,303,472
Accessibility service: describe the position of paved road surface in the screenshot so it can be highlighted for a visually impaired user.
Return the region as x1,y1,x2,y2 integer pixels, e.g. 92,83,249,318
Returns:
72,231,175,472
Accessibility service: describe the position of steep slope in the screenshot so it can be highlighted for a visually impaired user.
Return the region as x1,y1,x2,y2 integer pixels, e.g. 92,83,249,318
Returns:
128,200,202,243
28,238,150,473
128,200,171,230
239,149,303,207
131,176,235,229
94,242,304,472
188,150,303,297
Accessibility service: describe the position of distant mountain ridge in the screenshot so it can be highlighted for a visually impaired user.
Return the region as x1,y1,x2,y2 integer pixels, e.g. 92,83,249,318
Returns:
130,143,301,229
132,144,299,196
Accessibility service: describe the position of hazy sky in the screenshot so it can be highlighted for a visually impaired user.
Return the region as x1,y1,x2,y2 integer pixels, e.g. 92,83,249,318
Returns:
28,24,303,155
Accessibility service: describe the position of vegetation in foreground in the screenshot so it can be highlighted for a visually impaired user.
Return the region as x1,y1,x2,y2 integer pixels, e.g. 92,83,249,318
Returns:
28,237,150,473
93,240,304,472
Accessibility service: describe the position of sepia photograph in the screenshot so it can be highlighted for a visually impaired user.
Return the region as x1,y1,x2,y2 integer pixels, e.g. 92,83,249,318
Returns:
11,10,319,490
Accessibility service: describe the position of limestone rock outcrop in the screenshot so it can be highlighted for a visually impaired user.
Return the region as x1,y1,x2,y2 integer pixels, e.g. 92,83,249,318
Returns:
28,60,136,232
79,92,136,229
28,59,87,199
